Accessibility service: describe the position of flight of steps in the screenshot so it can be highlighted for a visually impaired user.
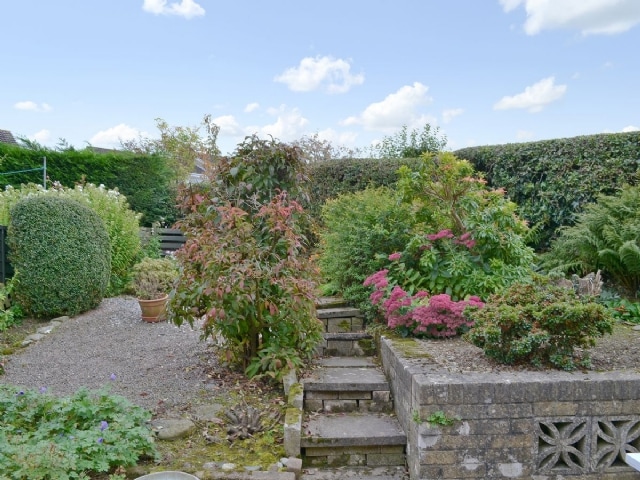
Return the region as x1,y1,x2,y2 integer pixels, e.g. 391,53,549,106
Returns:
299,299,408,479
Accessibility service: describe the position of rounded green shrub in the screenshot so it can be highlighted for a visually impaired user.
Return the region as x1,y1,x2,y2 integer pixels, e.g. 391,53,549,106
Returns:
465,275,613,370
9,195,111,317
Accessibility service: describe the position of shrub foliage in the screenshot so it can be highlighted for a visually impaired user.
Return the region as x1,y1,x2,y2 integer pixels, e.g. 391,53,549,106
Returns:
465,275,613,370
0,384,157,480
318,187,415,319
542,184,640,296
455,131,640,247
0,183,140,296
169,136,323,379
9,196,111,317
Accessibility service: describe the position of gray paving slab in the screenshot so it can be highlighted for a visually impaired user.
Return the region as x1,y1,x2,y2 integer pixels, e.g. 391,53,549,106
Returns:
317,307,362,319
303,367,389,391
301,413,406,447
318,357,377,368
301,466,408,479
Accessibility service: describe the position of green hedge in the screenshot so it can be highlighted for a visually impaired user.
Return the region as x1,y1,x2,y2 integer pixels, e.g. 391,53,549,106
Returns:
0,143,177,226
454,131,640,248
306,157,421,220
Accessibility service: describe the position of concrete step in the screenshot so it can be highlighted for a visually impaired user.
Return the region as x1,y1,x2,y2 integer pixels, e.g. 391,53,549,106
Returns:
316,297,350,310
318,332,375,357
301,465,408,479
301,412,406,468
304,359,392,413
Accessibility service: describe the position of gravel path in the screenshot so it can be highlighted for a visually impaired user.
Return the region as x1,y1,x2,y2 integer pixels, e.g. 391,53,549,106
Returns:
0,296,218,413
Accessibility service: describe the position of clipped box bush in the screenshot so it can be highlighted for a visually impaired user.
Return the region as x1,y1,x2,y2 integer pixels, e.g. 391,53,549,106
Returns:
9,196,111,317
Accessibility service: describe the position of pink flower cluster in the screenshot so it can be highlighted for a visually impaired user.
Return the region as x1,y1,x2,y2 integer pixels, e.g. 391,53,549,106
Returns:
363,269,484,338
425,229,475,249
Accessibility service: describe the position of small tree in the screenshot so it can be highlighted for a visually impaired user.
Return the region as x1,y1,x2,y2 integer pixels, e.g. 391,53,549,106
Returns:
371,123,447,159
169,136,322,379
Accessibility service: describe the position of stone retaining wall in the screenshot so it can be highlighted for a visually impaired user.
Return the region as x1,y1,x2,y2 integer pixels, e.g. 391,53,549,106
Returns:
380,337,640,479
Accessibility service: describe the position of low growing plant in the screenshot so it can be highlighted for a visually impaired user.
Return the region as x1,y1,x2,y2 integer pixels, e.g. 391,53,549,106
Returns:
0,277,23,332
364,267,484,338
129,257,178,300
465,275,614,370
0,384,158,480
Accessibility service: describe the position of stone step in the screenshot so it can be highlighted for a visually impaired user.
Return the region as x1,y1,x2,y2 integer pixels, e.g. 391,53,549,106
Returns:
316,297,350,310
318,332,375,357
301,466,408,479
317,307,363,319
301,413,406,468
304,361,392,413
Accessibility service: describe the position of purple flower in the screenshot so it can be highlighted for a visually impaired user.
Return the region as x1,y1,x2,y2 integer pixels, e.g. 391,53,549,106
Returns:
16,391,24,396
100,421,109,431
97,437,104,444
110,373,117,381
39,387,47,394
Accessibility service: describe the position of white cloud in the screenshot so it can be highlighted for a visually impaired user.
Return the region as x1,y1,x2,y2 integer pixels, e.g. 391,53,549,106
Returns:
14,101,52,112
274,55,364,94
499,0,523,13
341,82,433,132
516,129,535,140
31,129,52,143
623,125,640,132
494,76,566,113
316,128,359,147
142,0,205,19
501,0,640,36
244,102,260,113
89,124,145,148
442,108,464,124
254,105,309,141
212,115,243,136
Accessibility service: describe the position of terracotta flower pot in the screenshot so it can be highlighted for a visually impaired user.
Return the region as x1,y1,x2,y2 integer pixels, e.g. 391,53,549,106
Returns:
138,295,169,323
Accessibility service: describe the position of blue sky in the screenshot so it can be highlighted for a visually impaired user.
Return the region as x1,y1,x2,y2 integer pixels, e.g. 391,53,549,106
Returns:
1,0,639,155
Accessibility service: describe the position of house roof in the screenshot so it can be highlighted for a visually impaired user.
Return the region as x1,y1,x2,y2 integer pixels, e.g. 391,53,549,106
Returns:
0,129,18,145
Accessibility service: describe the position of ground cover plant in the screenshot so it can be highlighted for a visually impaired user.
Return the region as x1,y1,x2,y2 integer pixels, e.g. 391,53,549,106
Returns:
465,275,614,370
169,135,323,380
9,195,111,318
0,384,157,480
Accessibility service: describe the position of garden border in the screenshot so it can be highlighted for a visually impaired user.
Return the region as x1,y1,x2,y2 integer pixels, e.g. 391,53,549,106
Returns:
379,336,640,479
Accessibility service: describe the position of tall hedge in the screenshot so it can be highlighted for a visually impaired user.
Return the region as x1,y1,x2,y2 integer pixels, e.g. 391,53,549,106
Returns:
0,143,177,226
9,196,111,317
454,131,640,248
306,157,421,221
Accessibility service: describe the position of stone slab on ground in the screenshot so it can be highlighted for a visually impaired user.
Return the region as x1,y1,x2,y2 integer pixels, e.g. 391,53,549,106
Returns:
317,357,377,368
301,466,408,479
317,308,362,319
151,418,196,440
301,413,406,447
303,367,388,392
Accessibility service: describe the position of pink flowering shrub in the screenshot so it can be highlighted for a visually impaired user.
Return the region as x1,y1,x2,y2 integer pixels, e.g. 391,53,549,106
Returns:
364,269,484,337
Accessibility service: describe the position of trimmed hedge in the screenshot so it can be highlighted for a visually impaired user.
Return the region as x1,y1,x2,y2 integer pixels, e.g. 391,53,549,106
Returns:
454,131,640,248
9,196,111,317
306,157,421,220
0,143,177,226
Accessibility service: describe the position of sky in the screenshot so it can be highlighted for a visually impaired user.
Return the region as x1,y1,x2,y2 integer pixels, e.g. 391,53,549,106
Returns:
1,0,639,156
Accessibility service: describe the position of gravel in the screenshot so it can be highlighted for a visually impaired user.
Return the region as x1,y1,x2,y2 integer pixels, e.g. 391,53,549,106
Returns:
0,296,219,413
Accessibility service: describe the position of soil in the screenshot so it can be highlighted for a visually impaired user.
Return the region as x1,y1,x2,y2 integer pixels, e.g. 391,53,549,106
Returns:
413,322,640,373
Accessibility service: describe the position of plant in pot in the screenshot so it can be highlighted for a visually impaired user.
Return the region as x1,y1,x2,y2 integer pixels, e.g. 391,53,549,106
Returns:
130,257,179,322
